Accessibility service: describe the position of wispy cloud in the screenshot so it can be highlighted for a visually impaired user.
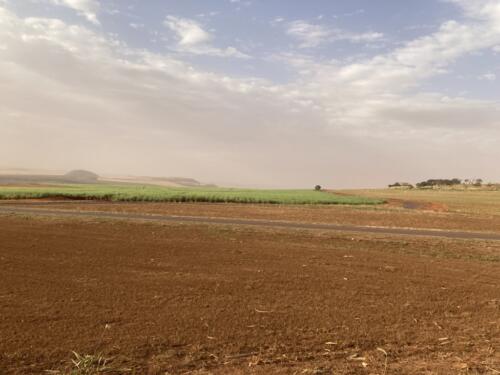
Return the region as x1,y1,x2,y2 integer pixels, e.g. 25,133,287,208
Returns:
49,0,100,25
129,22,144,30
164,15,249,58
478,72,496,81
164,15,212,46
286,20,383,48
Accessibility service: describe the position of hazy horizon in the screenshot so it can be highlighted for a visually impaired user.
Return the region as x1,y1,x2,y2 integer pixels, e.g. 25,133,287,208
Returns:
1,0,500,189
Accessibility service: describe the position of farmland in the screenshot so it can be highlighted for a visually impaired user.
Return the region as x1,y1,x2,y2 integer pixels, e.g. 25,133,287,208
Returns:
342,188,500,216
0,184,382,205
0,189,499,374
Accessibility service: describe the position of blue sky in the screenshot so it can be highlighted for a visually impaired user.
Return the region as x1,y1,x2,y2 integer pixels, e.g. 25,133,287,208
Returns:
1,0,499,187
9,0,468,81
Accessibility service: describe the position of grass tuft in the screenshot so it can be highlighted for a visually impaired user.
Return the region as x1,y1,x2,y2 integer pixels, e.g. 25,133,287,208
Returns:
69,352,110,375
44,352,112,375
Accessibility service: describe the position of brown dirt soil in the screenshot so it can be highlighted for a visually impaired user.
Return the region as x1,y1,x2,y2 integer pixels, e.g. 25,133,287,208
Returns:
384,198,449,212
10,200,500,233
0,215,499,374
340,189,500,217
328,190,449,212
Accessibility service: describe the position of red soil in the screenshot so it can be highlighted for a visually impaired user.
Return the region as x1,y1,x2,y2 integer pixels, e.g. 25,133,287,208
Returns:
1,215,499,374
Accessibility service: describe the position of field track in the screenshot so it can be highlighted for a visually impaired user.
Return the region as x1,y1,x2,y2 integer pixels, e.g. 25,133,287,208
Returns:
1,202,499,241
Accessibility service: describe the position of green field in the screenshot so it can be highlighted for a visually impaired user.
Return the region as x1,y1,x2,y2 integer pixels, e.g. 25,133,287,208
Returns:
0,184,383,205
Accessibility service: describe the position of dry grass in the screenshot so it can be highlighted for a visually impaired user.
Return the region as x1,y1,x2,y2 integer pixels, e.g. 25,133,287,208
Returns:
341,188,500,215
44,352,111,375
68,352,111,375
45,351,134,375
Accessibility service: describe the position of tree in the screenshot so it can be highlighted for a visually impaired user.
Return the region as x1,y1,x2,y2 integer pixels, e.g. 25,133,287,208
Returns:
416,178,462,188
314,185,322,191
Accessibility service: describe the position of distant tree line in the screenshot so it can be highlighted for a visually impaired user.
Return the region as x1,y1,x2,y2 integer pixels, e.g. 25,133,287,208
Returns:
463,178,483,186
416,178,463,188
389,178,484,189
388,182,414,189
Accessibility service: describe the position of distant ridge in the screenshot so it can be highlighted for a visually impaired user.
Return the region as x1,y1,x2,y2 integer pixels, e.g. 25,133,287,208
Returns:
0,169,212,187
99,174,213,187
0,169,99,185
64,170,99,183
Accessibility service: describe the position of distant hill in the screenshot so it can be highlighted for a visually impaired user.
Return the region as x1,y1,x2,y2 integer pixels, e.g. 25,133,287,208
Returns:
64,170,99,183
0,169,100,185
0,169,212,188
99,175,211,187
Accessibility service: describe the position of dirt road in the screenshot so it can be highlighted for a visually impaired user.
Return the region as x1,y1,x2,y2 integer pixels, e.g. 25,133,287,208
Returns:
1,204,499,241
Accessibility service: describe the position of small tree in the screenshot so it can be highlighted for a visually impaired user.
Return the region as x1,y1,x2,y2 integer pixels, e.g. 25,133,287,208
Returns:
314,185,322,191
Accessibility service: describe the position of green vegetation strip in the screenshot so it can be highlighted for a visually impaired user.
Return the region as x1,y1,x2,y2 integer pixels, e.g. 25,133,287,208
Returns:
0,185,383,205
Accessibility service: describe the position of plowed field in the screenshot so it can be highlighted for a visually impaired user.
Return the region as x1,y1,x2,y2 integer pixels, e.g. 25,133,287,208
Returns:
1,212,499,374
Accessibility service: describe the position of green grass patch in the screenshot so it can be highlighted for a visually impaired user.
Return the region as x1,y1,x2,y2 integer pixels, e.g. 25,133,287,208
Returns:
0,184,383,205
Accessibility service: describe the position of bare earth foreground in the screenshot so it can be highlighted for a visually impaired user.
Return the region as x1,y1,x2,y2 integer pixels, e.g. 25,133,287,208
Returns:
0,198,499,374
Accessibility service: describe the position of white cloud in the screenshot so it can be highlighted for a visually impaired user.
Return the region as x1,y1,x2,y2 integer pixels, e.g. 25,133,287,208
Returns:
129,22,144,30
444,0,500,21
197,11,220,18
229,0,252,6
271,1,500,155
164,15,212,46
49,0,100,25
163,15,249,58
291,1,500,98
286,20,383,48
478,72,496,81
338,9,365,18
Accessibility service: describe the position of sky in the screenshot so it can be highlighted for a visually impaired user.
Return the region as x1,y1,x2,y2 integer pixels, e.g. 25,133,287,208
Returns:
1,0,499,188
